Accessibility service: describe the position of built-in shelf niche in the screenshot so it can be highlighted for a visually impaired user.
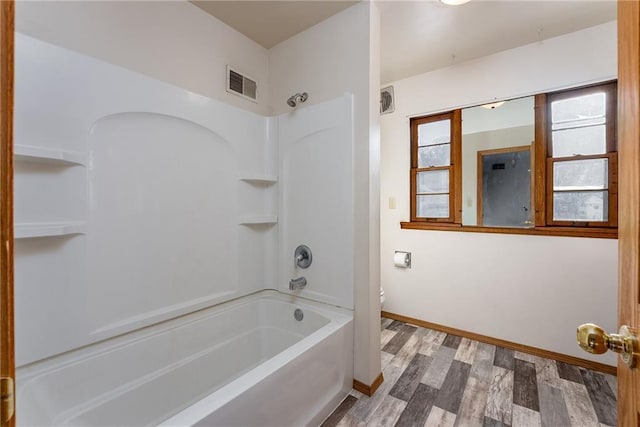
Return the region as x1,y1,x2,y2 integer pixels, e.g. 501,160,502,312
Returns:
238,175,277,226
238,216,278,225
14,144,87,167
15,222,87,239
238,176,277,185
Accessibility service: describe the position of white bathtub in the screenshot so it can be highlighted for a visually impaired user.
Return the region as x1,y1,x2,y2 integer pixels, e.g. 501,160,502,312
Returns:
16,290,354,426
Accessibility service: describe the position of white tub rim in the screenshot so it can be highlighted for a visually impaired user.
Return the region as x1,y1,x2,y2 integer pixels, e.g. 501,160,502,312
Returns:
158,292,353,425
16,289,353,425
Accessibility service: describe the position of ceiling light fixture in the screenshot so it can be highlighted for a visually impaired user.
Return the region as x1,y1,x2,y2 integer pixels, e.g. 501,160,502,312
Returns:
440,0,472,5
481,101,505,110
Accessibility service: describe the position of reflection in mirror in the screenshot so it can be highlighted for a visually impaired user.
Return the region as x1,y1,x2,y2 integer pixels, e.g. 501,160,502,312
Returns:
478,146,532,227
462,97,535,227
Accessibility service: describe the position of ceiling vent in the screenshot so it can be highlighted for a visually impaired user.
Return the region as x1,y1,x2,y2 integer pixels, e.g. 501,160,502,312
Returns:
226,66,258,103
380,86,395,115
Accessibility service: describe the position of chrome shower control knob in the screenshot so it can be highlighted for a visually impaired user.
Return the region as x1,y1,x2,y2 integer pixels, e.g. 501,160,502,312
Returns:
295,245,312,269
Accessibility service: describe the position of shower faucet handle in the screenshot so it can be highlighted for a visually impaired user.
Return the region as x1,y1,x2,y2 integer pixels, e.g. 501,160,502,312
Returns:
294,245,312,269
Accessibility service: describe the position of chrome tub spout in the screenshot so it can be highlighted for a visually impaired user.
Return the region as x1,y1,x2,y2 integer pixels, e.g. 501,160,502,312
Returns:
289,277,307,290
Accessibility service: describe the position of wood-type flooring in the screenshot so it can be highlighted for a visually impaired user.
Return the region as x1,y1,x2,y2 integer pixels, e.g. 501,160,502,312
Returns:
322,318,617,427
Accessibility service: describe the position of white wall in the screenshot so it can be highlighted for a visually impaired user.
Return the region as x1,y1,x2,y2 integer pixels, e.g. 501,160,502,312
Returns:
381,21,619,365
269,2,382,385
16,1,270,115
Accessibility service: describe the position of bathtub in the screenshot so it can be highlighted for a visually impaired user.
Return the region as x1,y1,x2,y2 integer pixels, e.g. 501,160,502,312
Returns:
16,290,354,426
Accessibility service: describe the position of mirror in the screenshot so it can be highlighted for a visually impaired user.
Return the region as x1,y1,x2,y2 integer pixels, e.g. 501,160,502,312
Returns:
461,97,535,227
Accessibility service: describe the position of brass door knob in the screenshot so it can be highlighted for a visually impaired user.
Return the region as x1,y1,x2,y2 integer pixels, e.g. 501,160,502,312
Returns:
577,323,639,368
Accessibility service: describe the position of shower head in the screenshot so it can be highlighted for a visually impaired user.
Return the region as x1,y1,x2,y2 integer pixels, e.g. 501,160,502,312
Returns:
287,92,308,108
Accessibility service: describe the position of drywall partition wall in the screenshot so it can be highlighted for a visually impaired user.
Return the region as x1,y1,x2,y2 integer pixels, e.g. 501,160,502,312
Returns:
380,21,618,365
269,2,382,385
278,95,354,309
14,34,274,366
16,1,269,115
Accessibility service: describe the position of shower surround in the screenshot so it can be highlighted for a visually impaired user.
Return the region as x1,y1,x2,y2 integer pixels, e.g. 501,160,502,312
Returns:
14,34,355,425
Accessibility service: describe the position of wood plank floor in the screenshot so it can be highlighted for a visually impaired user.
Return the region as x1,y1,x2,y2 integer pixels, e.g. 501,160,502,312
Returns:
323,318,617,427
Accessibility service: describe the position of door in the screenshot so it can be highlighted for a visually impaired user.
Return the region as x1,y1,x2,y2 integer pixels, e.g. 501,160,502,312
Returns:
0,1,15,426
617,1,640,423
578,2,640,423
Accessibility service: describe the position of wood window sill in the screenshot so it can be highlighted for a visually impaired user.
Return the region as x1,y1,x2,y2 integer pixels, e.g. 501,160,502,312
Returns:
400,222,618,239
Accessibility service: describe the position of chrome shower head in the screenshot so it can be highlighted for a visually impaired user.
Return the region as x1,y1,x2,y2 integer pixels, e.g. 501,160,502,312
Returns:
287,92,308,108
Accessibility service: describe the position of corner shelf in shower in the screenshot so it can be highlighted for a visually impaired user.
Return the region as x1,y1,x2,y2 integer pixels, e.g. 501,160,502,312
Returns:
15,222,87,239
238,176,277,185
238,216,278,225
14,144,87,166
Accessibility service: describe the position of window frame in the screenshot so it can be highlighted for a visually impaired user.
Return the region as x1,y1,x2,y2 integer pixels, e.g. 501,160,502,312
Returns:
544,82,618,228
409,110,462,223
402,81,618,239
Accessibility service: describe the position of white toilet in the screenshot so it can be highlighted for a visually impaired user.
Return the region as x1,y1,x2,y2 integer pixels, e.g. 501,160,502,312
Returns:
380,287,385,308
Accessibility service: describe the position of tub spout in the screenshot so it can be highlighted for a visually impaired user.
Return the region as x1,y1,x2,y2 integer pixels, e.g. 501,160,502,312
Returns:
289,277,307,291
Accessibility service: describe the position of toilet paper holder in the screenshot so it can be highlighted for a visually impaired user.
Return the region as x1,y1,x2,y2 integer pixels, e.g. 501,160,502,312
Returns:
394,251,411,268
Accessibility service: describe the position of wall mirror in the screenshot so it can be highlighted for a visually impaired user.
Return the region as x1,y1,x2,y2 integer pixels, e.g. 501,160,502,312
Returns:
461,97,535,227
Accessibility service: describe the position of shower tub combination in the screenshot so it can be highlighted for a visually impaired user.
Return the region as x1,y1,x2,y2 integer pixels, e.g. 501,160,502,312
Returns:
15,35,356,426
17,291,354,426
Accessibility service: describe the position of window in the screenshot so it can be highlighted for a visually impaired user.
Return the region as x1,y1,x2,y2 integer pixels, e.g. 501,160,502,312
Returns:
402,81,617,238
545,82,617,227
409,111,461,222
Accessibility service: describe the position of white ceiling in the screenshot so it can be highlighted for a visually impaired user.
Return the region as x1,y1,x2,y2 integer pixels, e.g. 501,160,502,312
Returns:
192,0,617,84
379,1,617,84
